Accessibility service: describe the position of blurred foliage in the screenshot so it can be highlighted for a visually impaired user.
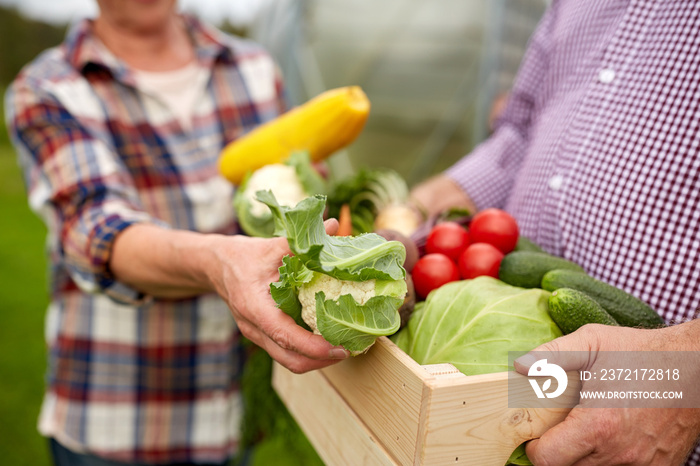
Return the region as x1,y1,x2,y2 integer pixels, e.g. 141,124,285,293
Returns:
218,19,250,40
0,19,50,455
0,7,66,87
235,342,324,466
0,85,8,146
0,142,51,466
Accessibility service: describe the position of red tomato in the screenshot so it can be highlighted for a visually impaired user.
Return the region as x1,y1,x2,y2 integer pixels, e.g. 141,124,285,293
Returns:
412,253,461,299
469,209,519,254
458,243,504,279
425,222,470,262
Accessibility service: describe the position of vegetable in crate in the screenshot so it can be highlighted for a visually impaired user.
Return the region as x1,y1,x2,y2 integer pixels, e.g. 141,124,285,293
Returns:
548,288,619,334
469,208,520,254
397,274,416,329
327,168,422,237
219,86,370,185
394,276,562,375
499,250,585,289
374,229,419,272
513,236,544,253
411,253,460,300
234,151,326,237
425,221,470,262
259,192,408,354
458,242,504,279
541,269,665,329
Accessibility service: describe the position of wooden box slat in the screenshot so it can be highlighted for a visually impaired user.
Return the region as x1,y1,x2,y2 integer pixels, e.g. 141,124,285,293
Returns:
272,337,579,466
321,335,427,465
272,363,397,465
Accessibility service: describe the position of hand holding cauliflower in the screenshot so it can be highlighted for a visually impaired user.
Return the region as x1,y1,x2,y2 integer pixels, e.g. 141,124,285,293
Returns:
259,191,408,354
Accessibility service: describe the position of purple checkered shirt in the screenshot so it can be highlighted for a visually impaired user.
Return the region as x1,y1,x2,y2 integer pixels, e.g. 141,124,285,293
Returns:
447,1,700,463
5,15,285,464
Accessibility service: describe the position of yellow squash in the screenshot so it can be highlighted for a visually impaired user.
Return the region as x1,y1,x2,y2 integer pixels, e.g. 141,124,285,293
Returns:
218,86,371,185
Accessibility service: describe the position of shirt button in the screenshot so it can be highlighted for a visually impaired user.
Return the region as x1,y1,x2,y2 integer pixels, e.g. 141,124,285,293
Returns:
549,175,564,191
599,68,616,84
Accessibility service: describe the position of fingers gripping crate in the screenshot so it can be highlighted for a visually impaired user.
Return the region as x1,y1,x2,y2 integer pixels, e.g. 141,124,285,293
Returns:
272,337,579,466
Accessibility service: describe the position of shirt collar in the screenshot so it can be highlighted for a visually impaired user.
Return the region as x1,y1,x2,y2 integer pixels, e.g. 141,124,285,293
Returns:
182,14,236,67
63,14,235,85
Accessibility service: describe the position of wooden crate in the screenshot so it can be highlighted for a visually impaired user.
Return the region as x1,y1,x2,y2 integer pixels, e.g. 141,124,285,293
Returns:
272,336,580,466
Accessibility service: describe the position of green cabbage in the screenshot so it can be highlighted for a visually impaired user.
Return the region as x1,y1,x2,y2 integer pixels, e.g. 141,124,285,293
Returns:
234,151,326,238
394,276,562,376
259,191,407,353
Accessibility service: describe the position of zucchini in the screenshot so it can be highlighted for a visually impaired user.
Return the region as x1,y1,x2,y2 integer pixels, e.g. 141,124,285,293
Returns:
513,236,544,253
541,269,665,329
498,251,585,289
548,288,619,334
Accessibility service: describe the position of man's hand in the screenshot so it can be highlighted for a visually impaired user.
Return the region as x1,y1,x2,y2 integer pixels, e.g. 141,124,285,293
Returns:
207,219,349,374
409,174,477,218
514,323,700,466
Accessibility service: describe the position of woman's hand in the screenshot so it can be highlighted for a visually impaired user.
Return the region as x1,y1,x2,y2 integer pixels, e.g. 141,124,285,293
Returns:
206,219,350,374
111,220,349,374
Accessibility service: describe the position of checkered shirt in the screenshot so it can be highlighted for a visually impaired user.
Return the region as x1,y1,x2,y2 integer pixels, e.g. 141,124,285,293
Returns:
447,1,700,462
5,16,285,464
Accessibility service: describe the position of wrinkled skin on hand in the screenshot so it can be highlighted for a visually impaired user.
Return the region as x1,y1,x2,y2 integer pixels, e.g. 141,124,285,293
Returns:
515,323,700,466
209,219,349,374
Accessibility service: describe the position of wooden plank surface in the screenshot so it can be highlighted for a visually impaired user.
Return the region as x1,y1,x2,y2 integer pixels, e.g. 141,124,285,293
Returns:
417,371,580,465
320,337,429,466
272,362,397,466
274,336,579,466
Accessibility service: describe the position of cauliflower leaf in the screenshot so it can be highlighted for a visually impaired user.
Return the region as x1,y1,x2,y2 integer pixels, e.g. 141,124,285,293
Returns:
262,192,407,354
316,293,402,354
258,192,405,281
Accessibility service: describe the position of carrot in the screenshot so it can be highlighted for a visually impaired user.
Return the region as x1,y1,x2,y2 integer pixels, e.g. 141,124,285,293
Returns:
337,204,353,236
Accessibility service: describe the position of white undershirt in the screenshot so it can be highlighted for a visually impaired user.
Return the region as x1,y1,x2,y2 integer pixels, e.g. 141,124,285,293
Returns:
132,62,209,131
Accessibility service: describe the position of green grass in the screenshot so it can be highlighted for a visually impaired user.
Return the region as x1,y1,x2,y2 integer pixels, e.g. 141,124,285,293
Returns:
0,142,51,465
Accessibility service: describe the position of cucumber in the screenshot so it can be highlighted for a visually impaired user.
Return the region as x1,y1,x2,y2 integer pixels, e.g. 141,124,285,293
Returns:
498,251,585,289
548,288,619,334
541,269,665,329
513,236,544,253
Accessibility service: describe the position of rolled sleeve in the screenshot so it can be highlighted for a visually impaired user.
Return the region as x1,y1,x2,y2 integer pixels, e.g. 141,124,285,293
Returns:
7,80,168,305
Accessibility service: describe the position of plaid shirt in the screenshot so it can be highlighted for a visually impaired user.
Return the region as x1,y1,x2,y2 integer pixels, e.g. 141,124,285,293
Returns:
5,16,285,464
448,1,699,462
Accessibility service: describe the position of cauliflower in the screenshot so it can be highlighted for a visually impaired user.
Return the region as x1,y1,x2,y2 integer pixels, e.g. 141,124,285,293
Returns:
298,273,377,334
263,192,408,354
296,271,407,355
242,164,307,217
233,151,326,237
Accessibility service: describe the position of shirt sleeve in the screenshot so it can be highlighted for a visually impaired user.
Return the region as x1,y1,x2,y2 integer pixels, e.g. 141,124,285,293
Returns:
5,77,169,305
445,2,557,210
